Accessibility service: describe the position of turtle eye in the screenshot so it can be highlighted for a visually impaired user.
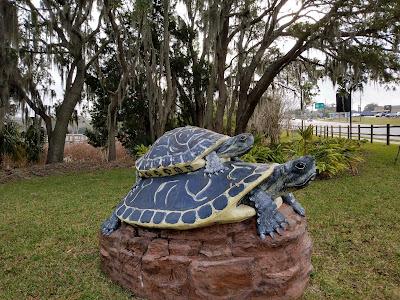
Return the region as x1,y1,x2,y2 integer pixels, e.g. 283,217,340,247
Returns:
240,136,247,141
295,162,306,170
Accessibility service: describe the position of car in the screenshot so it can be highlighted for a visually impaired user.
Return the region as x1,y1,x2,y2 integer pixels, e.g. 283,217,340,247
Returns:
397,112,400,117
386,112,398,118
375,112,386,117
361,111,376,117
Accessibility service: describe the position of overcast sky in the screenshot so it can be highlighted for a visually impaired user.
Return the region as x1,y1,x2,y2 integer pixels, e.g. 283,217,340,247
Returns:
45,1,400,114
314,80,400,109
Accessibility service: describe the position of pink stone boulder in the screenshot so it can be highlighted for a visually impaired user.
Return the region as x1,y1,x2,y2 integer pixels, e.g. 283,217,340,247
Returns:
99,204,313,299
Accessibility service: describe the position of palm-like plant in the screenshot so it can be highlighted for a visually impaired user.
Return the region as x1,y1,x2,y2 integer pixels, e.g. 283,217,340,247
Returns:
297,125,314,155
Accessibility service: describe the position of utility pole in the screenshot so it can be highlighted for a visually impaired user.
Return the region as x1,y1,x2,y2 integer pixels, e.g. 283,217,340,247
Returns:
349,90,352,139
300,89,304,129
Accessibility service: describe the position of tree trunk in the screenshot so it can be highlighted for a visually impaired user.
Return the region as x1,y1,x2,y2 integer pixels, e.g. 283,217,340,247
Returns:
46,64,85,163
204,55,217,129
214,1,232,133
107,94,118,161
226,80,237,136
46,118,69,163
43,115,52,144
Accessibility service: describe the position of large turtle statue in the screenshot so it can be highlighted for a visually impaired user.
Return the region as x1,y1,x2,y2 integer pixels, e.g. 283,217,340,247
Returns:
135,126,254,178
101,156,316,239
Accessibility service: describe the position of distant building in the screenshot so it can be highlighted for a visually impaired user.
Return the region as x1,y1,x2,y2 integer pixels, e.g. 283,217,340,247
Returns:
328,112,351,118
374,105,400,113
328,105,400,118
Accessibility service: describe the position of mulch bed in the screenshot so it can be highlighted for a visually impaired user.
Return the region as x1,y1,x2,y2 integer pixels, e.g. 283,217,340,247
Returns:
0,160,134,184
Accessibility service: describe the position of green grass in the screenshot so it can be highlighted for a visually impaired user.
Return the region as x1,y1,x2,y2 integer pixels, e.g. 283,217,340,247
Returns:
301,143,400,299
1,144,399,299
325,117,400,125
0,168,135,299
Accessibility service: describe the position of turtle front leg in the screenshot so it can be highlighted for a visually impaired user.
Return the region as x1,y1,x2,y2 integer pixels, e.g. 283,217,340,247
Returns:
205,151,227,175
101,211,121,236
248,188,287,239
282,193,305,217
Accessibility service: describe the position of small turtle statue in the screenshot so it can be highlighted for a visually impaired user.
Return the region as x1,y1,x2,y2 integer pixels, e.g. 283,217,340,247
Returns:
102,156,316,239
135,126,254,178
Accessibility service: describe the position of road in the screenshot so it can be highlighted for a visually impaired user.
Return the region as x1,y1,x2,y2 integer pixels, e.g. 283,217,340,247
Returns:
290,119,400,144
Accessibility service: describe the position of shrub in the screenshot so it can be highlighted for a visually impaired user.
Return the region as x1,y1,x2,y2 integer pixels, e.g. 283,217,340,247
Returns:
134,144,150,158
242,143,286,164
0,121,25,166
242,127,364,179
22,124,45,163
307,138,364,178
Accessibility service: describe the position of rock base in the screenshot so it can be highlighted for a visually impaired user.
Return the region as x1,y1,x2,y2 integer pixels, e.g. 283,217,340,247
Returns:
99,204,313,300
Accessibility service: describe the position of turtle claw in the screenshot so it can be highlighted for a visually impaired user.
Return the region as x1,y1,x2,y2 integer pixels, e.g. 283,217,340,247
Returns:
249,188,289,239
257,210,288,239
101,213,121,236
292,203,306,217
282,193,306,217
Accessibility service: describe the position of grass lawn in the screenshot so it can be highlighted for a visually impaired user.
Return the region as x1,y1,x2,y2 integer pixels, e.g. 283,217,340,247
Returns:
1,144,399,299
325,117,400,126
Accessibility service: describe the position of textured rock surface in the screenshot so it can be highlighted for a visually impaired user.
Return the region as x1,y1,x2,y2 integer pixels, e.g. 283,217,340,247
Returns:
99,204,313,300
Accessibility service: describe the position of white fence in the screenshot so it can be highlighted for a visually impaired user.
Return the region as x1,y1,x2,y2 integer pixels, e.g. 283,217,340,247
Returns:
64,134,88,144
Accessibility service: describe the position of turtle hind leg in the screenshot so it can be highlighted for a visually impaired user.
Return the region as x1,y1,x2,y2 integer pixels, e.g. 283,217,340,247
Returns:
282,193,305,217
205,151,227,175
101,212,121,236
248,188,287,240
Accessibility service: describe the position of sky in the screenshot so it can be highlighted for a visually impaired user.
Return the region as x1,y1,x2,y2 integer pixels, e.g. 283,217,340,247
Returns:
40,1,400,115
314,80,400,110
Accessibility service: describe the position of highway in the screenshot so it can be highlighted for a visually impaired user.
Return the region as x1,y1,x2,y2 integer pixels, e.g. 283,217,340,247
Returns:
291,119,400,144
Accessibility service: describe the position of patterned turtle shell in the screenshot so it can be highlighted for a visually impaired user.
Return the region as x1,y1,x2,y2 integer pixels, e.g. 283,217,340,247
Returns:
135,126,230,178
116,161,277,229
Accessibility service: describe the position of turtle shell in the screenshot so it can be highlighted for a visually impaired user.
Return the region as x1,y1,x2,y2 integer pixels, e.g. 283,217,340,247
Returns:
116,161,277,229
135,126,229,178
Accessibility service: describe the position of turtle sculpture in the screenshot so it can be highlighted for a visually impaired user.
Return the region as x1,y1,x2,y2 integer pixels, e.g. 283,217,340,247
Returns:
101,156,316,239
135,126,254,178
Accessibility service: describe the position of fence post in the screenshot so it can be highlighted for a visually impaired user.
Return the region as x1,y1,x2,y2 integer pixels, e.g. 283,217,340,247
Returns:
325,126,327,138
370,125,373,143
358,125,361,140
347,125,350,139
331,125,333,138
339,125,341,138
387,124,390,145
350,124,352,139
315,126,318,136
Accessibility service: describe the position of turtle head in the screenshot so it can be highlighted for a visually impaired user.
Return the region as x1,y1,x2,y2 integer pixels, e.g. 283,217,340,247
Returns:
217,133,254,158
281,156,316,192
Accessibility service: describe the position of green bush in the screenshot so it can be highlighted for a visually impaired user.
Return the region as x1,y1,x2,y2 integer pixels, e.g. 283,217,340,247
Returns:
307,138,364,178
1,119,46,166
133,144,150,158
0,121,25,164
242,143,286,164
22,124,45,163
242,126,364,178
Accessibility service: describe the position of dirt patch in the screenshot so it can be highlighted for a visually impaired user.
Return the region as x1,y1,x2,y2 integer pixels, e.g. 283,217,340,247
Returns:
0,160,134,184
